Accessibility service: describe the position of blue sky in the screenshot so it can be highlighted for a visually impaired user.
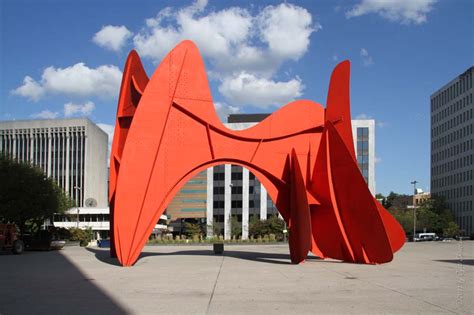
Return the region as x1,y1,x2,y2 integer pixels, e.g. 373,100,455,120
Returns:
1,0,473,195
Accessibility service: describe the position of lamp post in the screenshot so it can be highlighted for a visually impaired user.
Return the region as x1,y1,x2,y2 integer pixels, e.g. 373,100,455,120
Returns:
74,186,81,228
411,180,418,241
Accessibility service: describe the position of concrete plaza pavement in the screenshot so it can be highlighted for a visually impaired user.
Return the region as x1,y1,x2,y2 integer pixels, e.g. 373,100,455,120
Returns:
0,241,473,314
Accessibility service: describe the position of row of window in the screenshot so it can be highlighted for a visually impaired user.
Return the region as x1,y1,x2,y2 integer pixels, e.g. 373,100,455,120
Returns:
432,139,473,163
431,108,472,138
432,125,473,150
213,171,256,181
431,94,472,124
213,200,257,209
432,154,473,176
54,214,110,222
432,170,473,188
431,70,472,112
450,200,473,214
212,213,280,224
0,128,86,137
434,185,473,200
451,213,473,234
213,186,255,195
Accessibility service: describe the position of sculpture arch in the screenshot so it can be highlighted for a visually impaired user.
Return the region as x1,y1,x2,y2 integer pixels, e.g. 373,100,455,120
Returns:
109,40,405,267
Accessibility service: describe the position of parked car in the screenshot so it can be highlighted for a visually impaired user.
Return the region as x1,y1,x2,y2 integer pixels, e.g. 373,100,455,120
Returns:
0,224,24,254
414,233,437,242
22,231,52,251
442,238,455,242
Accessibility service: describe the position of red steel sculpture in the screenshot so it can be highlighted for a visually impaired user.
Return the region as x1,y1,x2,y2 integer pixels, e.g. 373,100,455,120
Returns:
109,40,405,267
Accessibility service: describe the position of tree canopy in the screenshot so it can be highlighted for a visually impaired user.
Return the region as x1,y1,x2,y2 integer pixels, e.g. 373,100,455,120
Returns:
0,154,73,234
386,193,459,237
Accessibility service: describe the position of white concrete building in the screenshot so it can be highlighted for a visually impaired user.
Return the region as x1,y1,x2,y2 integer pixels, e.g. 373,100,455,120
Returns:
53,208,168,240
206,114,376,240
351,119,376,195
0,118,108,207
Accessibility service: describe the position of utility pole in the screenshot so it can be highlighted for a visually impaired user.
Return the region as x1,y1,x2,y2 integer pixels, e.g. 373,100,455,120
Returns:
411,180,418,241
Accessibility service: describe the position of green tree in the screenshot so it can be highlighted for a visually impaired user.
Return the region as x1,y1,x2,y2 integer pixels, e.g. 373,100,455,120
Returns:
415,197,457,234
387,194,459,237
0,155,73,234
266,215,285,237
184,221,201,237
230,216,241,238
389,208,413,236
249,215,285,239
207,218,221,237
443,222,460,238
249,216,267,237
69,227,93,246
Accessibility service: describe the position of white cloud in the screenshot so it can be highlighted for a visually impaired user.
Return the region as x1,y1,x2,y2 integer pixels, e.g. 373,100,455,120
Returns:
97,123,115,163
93,25,132,52
360,48,374,66
64,101,95,117
219,72,303,108
214,102,240,122
12,63,122,101
12,76,44,101
346,0,436,24
134,2,315,74
31,110,59,119
133,1,316,109
257,3,318,61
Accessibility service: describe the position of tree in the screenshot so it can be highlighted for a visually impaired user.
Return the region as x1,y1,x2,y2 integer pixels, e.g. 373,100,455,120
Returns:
207,218,221,237
386,192,412,210
0,155,73,234
184,221,201,237
443,222,460,238
249,215,285,239
389,208,413,235
387,193,459,237
230,216,241,238
69,227,93,246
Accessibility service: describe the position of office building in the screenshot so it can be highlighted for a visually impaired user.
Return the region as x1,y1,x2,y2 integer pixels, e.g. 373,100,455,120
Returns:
0,118,108,208
430,66,473,236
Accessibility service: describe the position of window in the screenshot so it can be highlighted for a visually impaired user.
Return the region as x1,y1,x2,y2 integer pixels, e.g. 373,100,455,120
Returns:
213,200,224,208
213,172,224,180
231,172,243,180
213,186,224,194
231,186,243,194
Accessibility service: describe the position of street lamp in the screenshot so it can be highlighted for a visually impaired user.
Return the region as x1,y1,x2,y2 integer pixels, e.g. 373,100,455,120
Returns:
74,186,81,228
411,180,418,241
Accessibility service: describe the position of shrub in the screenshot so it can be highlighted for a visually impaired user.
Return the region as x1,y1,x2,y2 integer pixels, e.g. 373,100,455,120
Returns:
68,227,93,247
249,215,285,240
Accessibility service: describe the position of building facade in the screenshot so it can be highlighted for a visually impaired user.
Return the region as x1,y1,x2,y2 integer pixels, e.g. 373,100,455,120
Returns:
204,114,376,239
53,208,167,240
0,118,108,208
166,170,207,233
430,66,473,236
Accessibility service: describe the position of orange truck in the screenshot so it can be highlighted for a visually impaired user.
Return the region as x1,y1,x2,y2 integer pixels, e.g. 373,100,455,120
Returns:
0,224,24,254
